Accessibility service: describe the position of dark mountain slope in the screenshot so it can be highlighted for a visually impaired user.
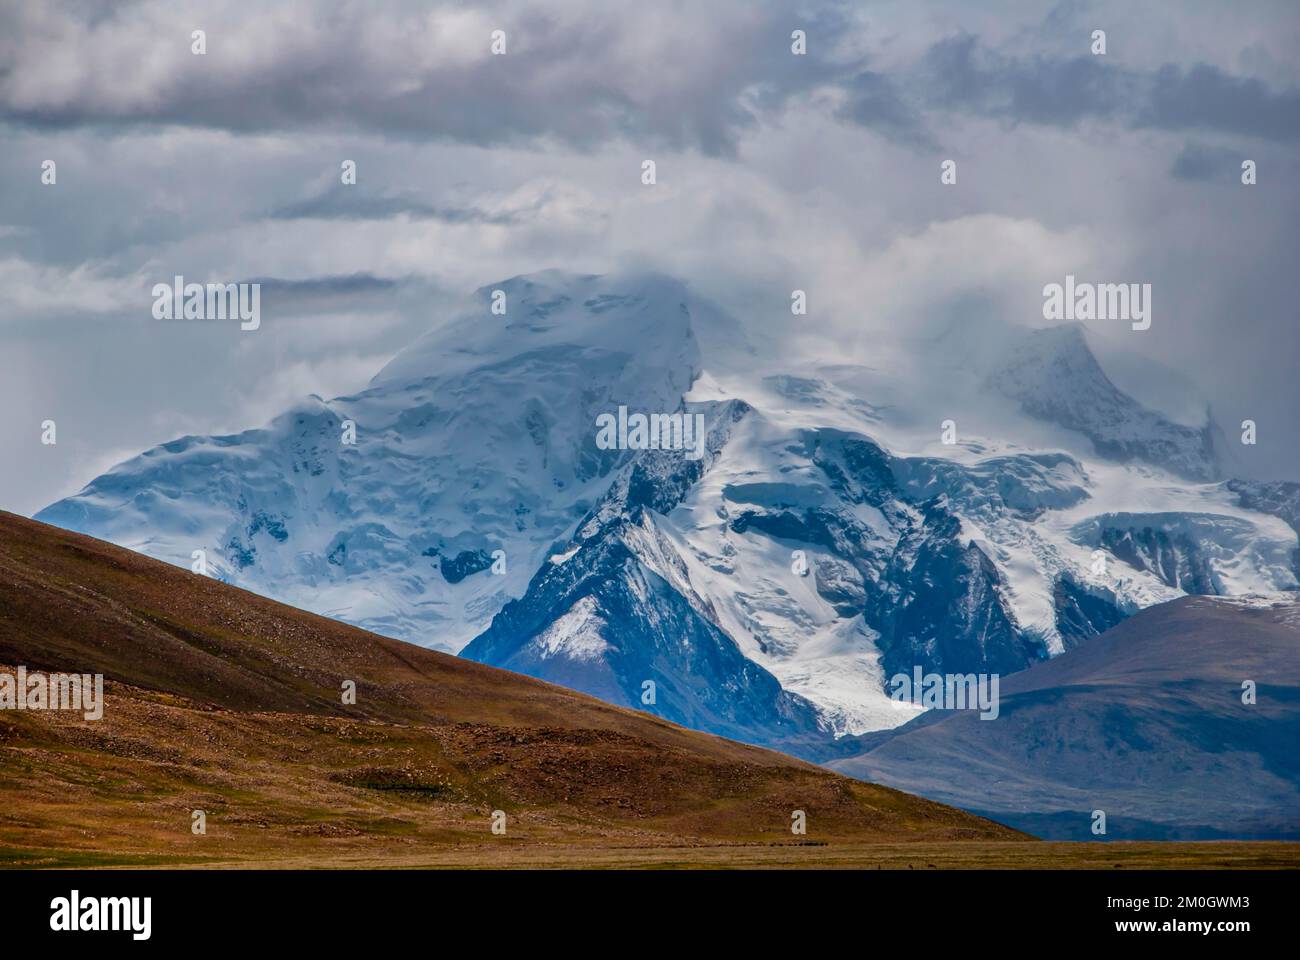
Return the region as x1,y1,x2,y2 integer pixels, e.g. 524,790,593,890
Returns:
829,594,1300,839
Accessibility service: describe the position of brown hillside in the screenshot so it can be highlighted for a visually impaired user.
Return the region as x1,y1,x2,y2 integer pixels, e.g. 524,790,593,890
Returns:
0,512,1023,867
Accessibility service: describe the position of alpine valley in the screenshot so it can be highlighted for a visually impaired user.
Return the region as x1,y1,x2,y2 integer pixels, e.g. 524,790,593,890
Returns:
37,271,1300,813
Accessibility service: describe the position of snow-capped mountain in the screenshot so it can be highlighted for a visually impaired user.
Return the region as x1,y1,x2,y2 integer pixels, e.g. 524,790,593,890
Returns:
987,323,1220,481
36,270,1300,756
38,271,700,653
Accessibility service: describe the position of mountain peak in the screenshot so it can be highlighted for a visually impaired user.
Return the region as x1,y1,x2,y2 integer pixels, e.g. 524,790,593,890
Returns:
988,323,1219,481
372,269,699,388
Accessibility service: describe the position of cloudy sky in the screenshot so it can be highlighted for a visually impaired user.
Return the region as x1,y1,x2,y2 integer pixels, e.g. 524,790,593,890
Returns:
2,0,1298,515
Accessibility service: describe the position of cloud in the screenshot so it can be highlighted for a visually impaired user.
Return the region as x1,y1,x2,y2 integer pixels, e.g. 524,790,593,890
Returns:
246,272,403,315
11,2,1293,157
1169,142,1242,182
919,33,1300,141
227,351,396,428
834,70,933,148
1141,63,1300,140
0,256,144,316
0,0,845,155
264,183,555,225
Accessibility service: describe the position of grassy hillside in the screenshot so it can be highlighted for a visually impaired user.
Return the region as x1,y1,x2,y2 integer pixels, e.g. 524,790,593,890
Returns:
0,512,1021,867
